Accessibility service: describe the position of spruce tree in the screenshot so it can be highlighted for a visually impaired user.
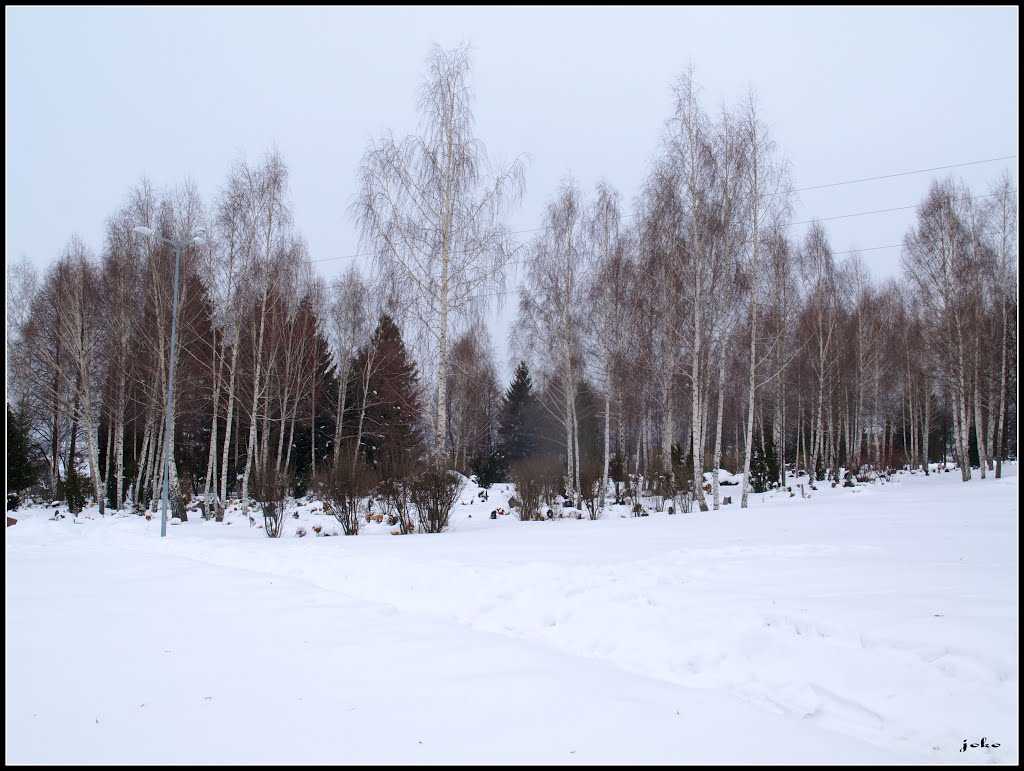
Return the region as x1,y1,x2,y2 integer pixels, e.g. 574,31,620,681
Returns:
574,380,602,466
346,315,426,469
749,422,780,493
7,404,39,509
289,296,339,496
497,361,537,467
62,462,87,514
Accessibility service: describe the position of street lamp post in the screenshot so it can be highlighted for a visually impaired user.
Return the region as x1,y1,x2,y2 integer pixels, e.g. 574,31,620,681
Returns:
133,225,207,537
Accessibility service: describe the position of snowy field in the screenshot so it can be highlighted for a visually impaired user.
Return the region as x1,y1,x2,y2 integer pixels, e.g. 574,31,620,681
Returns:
5,465,1017,764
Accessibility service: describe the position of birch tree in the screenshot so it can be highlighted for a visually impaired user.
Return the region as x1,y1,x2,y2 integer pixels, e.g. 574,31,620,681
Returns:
663,67,718,511
513,178,590,500
903,178,975,481
355,43,526,461
584,182,634,508
327,265,371,466
239,150,294,514
53,238,106,513
799,222,841,484
985,174,1017,478
99,202,145,510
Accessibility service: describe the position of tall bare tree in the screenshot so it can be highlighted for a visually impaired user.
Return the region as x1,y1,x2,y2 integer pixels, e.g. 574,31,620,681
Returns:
99,200,146,510
985,174,1017,477
736,90,792,507
514,178,591,500
903,178,976,481
52,238,106,512
799,222,841,484
584,182,634,506
445,327,502,472
238,149,294,514
327,265,372,466
355,43,526,461
663,67,719,511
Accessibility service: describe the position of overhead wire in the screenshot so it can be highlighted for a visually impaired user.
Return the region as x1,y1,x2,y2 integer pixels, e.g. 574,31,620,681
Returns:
311,155,1015,266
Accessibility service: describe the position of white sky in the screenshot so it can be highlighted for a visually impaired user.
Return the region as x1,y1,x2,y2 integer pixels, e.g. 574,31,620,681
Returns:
5,7,1018,378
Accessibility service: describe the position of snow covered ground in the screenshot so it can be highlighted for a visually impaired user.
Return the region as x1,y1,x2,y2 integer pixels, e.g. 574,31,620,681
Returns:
6,465,1017,763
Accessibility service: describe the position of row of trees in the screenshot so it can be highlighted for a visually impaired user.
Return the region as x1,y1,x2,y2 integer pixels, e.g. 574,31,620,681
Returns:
509,173,1017,511
6,45,1017,525
510,69,1017,512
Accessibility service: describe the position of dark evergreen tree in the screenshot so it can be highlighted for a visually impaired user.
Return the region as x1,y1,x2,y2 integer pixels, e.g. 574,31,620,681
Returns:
469,449,504,488
532,381,567,460
497,361,538,468
749,422,781,493
289,297,339,497
574,380,602,466
609,451,627,503
672,442,694,495
62,462,87,514
346,315,426,469
7,404,40,509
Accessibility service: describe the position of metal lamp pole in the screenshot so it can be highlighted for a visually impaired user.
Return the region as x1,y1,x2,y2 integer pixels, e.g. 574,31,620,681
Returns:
133,225,207,537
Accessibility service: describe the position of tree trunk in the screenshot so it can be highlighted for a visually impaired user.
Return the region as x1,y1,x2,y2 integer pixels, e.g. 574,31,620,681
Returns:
712,343,726,510
103,410,114,513
147,417,164,512
994,297,1008,478
113,369,127,510
661,366,674,478
242,278,272,515
601,390,610,511
283,404,298,476
310,386,317,479
742,289,758,508
691,346,708,511
204,326,225,517
973,351,987,479
134,418,152,506
218,331,242,519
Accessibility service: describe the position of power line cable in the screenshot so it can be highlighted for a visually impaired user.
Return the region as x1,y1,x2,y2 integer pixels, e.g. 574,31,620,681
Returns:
794,155,1015,193
311,156,1016,265
788,192,1000,226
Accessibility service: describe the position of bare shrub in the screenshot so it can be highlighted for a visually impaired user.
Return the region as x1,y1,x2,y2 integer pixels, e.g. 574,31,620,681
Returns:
624,474,642,510
538,456,566,513
313,461,371,536
578,458,604,520
249,466,292,538
410,465,464,533
509,455,562,521
509,458,542,521
373,454,417,534
651,472,675,512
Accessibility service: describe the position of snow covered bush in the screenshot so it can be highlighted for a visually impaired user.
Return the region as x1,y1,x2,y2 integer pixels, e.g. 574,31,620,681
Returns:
651,472,677,512
748,428,781,493
249,466,291,538
410,466,464,533
313,462,371,536
373,453,418,535
470,450,505,489
509,456,560,521
608,452,627,505
578,459,604,519
61,466,87,515
376,484,413,533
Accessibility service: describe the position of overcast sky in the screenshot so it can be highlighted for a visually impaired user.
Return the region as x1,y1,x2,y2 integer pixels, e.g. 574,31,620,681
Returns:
6,6,1018,376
